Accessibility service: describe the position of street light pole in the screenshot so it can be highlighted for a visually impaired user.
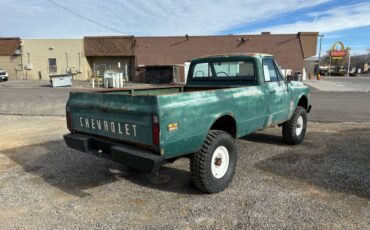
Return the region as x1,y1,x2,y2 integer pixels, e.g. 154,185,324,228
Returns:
317,34,324,79
347,49,351,77
329,55,332,77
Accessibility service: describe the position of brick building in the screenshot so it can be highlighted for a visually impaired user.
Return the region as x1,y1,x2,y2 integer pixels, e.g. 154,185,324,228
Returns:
0,32,318,82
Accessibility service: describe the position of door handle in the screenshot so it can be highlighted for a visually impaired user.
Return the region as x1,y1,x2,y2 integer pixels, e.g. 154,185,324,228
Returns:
270,90,276,94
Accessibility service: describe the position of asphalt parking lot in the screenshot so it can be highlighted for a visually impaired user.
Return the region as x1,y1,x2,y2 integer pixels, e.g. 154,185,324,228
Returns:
0,116,369,229
0,79,369,229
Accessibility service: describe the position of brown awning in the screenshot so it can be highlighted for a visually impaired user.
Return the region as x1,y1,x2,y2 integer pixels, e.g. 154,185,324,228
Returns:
0,37,21,56
84,36,135,57
298,32,319,59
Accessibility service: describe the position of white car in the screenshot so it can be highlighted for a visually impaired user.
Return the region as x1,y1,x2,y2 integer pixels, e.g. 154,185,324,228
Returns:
0,69,9,81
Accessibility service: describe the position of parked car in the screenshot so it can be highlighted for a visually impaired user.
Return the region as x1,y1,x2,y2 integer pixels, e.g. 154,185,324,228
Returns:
64,53,312,193
0,69,9,81
319,70,329,76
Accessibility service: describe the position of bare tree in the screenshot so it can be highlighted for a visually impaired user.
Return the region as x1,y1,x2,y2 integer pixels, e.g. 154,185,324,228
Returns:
319,50,331,65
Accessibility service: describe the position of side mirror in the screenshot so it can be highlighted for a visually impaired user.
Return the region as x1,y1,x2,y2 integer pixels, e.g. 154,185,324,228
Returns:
286,75,293,83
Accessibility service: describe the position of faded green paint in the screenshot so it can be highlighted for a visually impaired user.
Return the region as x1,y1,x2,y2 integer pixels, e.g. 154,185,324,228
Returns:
66,54,310,159
68,92,157,146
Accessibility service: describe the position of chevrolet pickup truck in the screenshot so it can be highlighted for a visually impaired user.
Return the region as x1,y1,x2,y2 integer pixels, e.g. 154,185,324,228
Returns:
64,53,311,193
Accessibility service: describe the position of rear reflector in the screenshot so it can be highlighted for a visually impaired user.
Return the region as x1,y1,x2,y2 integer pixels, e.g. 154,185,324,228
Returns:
152,115,160,145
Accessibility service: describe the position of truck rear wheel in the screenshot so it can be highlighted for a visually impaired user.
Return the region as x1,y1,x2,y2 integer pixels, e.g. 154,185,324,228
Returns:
190,130,237,193
282,106,307,145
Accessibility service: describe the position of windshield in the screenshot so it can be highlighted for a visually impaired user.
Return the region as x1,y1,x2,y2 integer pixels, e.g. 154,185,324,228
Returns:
191,60,256,81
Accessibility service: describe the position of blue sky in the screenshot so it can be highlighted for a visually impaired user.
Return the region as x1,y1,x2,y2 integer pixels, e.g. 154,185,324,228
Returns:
1,0,369,55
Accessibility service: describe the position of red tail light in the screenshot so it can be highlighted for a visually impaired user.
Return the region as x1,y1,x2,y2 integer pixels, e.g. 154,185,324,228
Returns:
66,109,72,131
152,115,160,145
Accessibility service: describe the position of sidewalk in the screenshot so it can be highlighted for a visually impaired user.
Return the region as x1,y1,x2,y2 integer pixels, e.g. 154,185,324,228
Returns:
303,77,370,92
303,79,349,92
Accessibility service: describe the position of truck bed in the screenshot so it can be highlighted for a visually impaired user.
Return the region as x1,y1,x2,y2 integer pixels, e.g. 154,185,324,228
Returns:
67,83,265,158
67,84,234,148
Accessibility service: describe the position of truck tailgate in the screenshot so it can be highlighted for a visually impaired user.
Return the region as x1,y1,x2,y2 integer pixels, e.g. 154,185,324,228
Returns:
67,92,156,146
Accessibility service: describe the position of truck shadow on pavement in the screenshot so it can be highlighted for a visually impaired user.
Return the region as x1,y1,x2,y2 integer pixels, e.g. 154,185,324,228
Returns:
241,132,287,146
2,140,199,197
252,128,370,199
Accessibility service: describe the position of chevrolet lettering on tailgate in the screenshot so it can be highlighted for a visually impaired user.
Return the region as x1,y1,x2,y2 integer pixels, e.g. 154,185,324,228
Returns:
79,116,137,137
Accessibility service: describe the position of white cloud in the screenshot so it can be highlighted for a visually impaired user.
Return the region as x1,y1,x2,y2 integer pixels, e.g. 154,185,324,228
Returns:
248,2,370,34
0,0,329,37
324,34,344,39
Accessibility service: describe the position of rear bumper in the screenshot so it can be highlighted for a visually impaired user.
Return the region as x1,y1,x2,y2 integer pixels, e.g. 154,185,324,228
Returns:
64,133,163,173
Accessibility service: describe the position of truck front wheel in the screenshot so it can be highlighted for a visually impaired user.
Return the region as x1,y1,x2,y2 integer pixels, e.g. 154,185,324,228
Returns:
282,106,307,145
190,130,237,193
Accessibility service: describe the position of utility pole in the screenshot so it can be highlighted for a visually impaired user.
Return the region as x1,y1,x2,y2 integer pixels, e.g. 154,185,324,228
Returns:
347,48,351,77
26,52,30,80
329,55,332,77
317,34,324,79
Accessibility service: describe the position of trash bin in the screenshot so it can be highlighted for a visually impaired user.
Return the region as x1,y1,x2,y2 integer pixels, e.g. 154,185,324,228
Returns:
293,72,302,81
49,74,72,87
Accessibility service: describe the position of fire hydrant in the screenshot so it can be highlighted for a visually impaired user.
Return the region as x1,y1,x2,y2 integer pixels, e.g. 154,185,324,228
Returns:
317,74,321,80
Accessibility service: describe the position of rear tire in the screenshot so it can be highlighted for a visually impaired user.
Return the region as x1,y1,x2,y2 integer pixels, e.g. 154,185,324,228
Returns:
282,106,307,145
190,130,237,193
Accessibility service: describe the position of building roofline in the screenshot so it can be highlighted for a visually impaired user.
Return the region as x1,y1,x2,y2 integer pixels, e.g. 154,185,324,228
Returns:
0,32,319,41
191,52,273,62
21,38,83,40
298,32,319,36
0,37,21,40
84,36,134,39
136,33,310,39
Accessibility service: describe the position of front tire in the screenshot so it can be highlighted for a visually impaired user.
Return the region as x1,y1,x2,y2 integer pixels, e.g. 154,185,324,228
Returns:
282,106,307,145
190,130,237,193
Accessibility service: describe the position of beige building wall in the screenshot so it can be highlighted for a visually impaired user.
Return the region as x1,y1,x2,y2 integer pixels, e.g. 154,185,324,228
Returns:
0,56,23,79
21,39,89,80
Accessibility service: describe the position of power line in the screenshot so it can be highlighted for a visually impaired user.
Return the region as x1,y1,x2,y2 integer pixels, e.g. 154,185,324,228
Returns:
47,0,126,35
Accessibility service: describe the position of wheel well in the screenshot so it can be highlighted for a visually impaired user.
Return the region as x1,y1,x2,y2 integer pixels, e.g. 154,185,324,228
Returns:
210,115,237,138
297,96,308,111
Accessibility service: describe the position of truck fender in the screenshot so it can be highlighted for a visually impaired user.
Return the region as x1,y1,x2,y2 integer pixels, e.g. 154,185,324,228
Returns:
207,113,237,138
296,94,309,112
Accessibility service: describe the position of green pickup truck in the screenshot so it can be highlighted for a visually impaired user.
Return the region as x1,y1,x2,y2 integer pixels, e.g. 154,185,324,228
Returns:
64,53,311,193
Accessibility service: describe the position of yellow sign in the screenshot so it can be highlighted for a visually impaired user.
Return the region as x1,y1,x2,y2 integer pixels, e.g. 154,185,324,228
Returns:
330,41,347,60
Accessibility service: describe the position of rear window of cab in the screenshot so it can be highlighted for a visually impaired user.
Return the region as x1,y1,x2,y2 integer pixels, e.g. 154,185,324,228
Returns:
190,60,256,81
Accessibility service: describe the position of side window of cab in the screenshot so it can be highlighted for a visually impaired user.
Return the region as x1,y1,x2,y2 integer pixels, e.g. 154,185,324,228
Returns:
262,58,282,82
192,63,212,78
